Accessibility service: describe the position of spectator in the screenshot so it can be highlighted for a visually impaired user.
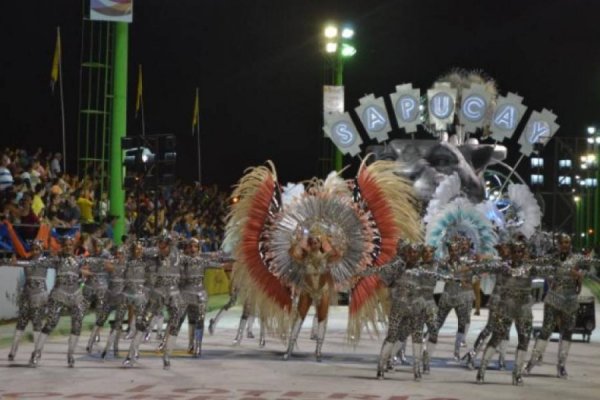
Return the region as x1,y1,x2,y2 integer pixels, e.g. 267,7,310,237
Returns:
50,152,62,178
31,184,46,217
58,194,81,227
77,189,95,224
50,177,63,196
97,191,109,221
0,155,14,191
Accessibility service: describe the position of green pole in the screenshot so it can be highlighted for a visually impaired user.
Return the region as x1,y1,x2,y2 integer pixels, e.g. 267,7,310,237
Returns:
334,51,344,171
592,161,600,250
109,22,128,245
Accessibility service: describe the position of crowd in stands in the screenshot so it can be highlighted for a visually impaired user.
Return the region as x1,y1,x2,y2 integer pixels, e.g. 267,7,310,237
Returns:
0,147,229,252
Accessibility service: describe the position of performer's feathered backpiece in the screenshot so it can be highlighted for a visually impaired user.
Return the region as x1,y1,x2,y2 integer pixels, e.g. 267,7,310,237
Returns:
225,158,421,340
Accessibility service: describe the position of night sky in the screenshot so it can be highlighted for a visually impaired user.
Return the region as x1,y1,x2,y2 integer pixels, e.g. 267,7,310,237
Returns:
2,0,600,190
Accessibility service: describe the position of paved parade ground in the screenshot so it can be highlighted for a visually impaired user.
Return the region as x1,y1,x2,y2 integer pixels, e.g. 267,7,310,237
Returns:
1,302,599,400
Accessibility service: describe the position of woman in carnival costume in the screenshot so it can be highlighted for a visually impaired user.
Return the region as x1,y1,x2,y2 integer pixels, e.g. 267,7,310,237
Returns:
524,233,597,378
223,158,421,362
464,183,543,371
422,195,498,364
30,236,91,367
5,240,49,362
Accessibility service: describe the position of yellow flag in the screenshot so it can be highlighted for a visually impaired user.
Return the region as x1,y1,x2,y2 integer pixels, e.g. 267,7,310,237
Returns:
135,65,143,116
192,89,200,134
50,27,61,92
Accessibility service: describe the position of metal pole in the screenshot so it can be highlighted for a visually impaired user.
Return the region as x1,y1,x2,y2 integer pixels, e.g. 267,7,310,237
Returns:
57,27,67,173
497,154,526,195
595,144,599,251
109,22,128,245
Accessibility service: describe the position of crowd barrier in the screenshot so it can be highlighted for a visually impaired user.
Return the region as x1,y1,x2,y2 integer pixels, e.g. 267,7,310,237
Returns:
0,221,80,258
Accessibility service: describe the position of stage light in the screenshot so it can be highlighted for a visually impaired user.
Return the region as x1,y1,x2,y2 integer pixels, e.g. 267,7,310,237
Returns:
324,26,338,39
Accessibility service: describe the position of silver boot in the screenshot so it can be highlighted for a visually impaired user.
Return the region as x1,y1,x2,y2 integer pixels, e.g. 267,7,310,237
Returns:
454,332,465,360
387,341,402,371
524,338,548,375
67,335,80,367
497,340,508,370
423,342,436,374
163,334,177,369
187,323,196,354
476,345,496,384
8,330,24,361
557,339,571,379
29,332,48,367
258,319,266,348
122,331,143,367
246,315,255,339
377,341,395,380
283,318,303,360
398,340,410,365
233,317,247,346
462,323,470,347
102,329,117,359
310,315,318,340
413,342,423,381
315,320,326,362
512,349,526,386
87,326,101,354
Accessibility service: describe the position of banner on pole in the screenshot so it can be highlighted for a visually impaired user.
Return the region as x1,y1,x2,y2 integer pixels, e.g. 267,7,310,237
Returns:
90,0,134,23
323,85,344,115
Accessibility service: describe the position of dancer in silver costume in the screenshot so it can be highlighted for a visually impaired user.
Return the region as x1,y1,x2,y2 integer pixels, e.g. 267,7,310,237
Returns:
167,238,224,357
5,240,49,361
389,244,438,372
88,245,127,357
476,241,554,386
112,240,150,361
463,242,511,370
373,241,412,380
29,236,91,367
124,235,182,369
84,238,112,352
525,234,591,378
418,244,441,375
427,238,474,362
376,241,456,380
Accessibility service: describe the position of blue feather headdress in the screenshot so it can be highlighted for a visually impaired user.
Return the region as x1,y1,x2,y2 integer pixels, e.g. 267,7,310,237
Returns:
425,197,498,260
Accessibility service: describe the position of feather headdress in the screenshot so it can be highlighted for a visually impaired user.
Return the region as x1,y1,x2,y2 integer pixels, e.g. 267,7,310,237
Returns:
505,183,542,239
425,197,497,260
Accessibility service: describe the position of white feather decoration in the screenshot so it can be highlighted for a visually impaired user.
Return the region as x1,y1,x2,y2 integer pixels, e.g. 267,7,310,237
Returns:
323,170,349,195
281,182,305,207
506,183,542,239
424,173,462,225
